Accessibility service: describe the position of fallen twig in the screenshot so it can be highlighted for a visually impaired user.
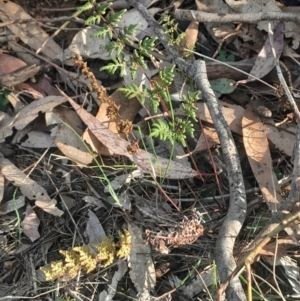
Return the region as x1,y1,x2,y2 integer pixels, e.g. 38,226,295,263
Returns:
175,10,300,24
128,1,247,300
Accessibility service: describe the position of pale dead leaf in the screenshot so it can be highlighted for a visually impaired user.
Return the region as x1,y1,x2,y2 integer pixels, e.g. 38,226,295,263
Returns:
0,112,13,142
128,222,156,299
50,106,94,165
0,195,25,215
35,199,63,216
21,131,54,148
21,204,40,242
15,82,44,100
242,105,282,211
64,28,111,63
62,91,198,179
0,54,27,75
21,76,61,98
54,124,94,166
6,92,24,113
11,96,66,131
0,0,62,60
185,20,199,49
0,155,63,216
262,117,294,157
84,209,106,245
194,127,220,153
237,21,284,85
187,102,295,156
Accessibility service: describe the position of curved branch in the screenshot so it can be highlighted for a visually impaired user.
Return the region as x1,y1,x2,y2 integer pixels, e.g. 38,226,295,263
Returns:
128,1,247,299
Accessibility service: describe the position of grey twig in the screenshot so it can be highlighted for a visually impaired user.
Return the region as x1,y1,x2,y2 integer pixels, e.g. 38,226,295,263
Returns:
128,0,247,300
175,10,300,24
189,61,247,301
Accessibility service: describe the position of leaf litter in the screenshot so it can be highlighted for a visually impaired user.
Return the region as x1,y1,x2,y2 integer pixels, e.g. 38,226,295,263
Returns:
1,0,300,300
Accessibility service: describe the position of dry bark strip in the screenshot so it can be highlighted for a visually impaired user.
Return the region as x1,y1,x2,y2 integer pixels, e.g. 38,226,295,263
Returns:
129,1,247,300
175,10,300,23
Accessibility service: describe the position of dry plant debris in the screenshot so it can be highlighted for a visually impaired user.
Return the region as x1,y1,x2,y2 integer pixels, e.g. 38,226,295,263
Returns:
1,0,300,300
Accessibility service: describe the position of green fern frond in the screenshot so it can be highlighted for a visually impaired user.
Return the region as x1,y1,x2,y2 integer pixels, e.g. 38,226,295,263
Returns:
77,1,93,12
159,65,175,87
100,59,125,75
107,9,126,26
133,50,147,70
85,14,101,25
119,83,148,104
149,93,161,113
96,2,112,15
104,41,123,57
150,119,173,142
92,25,111,39
138,37,157,57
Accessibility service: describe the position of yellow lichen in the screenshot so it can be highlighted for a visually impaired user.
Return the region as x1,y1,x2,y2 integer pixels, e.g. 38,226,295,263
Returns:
116,229,131,258
40,231,131,281
94,237,115,267
41,261,66,281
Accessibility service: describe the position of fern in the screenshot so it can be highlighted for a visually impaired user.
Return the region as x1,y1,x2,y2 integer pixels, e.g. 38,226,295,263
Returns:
119,83,148,104
106,9,126,26
100,58,126,76
138,37,157,57
77,1,93,12
77,2,197,147
150,119,174,142
160,65,175,87
96,2,112,15
92,25,111,39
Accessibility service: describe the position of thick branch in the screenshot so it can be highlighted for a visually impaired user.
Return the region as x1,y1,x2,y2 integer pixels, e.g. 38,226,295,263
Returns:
128,1,247,299
175,10,300,23
189,61,247,301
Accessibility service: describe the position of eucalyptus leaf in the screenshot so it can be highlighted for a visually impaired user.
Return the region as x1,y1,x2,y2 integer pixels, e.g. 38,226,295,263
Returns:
209,78,236,94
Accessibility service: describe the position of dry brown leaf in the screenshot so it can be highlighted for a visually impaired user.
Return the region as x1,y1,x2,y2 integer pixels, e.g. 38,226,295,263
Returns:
261,117,294,157
0,112,13,142
63,91,198,179
0,54,27,75
21,204,40,242
54,124,94,166
194,127,220,153
18,76,61,99
35,199,63,217
128,222,156,299
0,0,62,60
185,20,199,49
0,154,63,216
192,102,295,156
242,105,282,211
11,96,66,131
50,106,95,165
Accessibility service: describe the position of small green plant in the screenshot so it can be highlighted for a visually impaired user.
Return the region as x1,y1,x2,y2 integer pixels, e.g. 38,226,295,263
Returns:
77,1,198,146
